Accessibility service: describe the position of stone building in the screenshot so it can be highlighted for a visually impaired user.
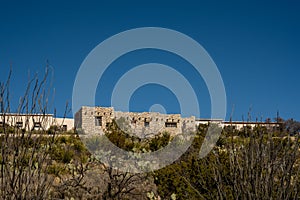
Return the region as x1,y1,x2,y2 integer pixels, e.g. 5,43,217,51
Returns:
75,106,196,137
75,106,114,135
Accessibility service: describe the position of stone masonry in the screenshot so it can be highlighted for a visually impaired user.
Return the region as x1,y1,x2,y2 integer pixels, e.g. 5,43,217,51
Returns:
75,106,196,137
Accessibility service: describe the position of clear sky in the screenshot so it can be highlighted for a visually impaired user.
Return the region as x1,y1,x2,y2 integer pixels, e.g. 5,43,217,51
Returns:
0,0,299,121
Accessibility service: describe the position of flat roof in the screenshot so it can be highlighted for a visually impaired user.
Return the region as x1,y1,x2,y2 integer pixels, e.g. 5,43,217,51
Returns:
196,118,223,121
0,113,53,116
223,121,282,124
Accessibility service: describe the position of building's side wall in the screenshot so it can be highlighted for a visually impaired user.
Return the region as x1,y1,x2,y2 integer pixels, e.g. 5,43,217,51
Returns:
80,106,98,134
74,107,82,130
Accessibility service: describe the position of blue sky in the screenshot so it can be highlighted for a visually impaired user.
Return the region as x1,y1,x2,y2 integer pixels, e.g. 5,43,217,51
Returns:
0,0,299,121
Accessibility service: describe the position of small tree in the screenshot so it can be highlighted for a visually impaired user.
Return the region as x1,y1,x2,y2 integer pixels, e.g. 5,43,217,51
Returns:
0,68,55,199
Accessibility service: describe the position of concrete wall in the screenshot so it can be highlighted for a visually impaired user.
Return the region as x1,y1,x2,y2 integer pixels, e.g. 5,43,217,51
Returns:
196,119,223,126
0,114,74,131
221,121,281,130
195,119,281,130
54,118,74,131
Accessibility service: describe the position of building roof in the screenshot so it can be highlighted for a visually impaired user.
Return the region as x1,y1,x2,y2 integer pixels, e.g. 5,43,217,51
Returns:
0,113,53,117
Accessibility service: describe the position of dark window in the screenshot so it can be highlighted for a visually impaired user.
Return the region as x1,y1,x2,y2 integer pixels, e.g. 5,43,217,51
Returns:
33,122,42,130
95,116,102,126
16,122,23,128
165,122,177,128
144,121,150,127
226,125,236,130
62,125,67,131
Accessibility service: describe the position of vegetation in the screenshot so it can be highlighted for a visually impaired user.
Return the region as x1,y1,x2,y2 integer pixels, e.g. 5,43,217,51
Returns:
154,124,300,199
1,69,300,199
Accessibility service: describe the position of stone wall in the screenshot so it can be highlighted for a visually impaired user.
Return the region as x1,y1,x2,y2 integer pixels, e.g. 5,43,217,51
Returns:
75,106,114,135
75,106,196,136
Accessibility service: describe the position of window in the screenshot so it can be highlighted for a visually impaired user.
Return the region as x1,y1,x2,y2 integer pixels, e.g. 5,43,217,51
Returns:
62,125,67,131
95,116,102,126
144,118,150,127
16,122,23,128
131,117,136,124
33,122,42,130
227,125,237,130
165,122,177,128
144,121,150,127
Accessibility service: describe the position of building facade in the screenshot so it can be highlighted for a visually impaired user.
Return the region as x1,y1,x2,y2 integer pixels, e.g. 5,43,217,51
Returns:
0,109,281,134
195,119,281,130
75,106,196,137
0,113,74,131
